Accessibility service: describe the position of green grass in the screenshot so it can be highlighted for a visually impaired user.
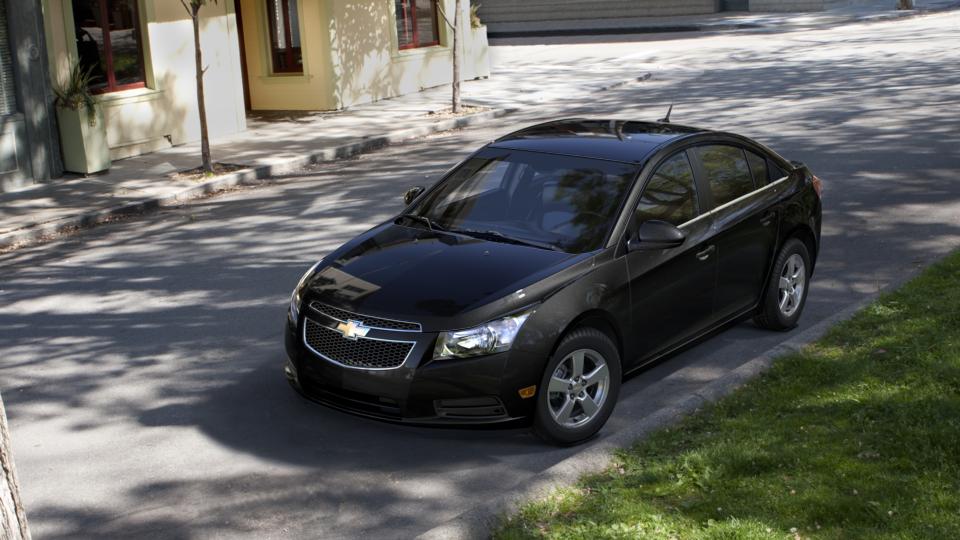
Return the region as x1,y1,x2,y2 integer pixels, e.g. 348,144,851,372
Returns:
497,251,960,540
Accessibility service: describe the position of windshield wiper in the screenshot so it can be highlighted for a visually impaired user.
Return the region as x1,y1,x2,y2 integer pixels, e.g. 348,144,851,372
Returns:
449,228,563,252
398,213,445,232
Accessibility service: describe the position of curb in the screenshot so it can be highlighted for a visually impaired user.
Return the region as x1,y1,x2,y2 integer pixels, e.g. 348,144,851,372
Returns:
488,24,748,39
416,293,881,540
0,107,516,252
834,3,960,25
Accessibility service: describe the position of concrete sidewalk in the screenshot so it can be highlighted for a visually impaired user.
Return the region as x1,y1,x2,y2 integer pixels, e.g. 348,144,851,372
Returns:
486,0,960,39
0,95,512,251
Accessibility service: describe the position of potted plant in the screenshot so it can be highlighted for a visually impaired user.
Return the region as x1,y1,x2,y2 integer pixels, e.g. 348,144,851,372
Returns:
54,64,111,174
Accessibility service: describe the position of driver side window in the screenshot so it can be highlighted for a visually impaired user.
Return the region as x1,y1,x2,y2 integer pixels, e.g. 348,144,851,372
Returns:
635,151,699,226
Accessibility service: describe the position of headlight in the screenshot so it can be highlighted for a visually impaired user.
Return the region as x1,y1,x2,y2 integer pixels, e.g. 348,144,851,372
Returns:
288,261,322,322
434,309,534,360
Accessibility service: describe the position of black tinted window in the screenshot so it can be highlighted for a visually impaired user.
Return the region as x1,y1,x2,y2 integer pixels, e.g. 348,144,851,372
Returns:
768,160,789,182
414,150,637,253
635,151,698,226
698,145,755,207
745,150,768,187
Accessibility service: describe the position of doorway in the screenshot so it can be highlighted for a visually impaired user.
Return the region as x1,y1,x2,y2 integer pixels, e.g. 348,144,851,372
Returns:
233,0,252,111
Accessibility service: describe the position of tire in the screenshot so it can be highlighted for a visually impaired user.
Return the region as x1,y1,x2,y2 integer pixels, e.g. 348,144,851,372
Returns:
754,238,811,331
533,327,621,446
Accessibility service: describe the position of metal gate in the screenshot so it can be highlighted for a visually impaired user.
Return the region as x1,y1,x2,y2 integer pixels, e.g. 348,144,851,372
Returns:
0,0,30,191
0,0,15,116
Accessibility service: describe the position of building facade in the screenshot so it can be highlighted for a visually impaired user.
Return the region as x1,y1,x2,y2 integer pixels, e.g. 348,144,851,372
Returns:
237,0,490,110
43,0,248,162
33,0,489,179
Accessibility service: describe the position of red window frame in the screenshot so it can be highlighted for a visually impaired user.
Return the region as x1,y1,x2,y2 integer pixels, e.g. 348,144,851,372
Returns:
396,0,440,50
266,0,302,74
77,0,147,94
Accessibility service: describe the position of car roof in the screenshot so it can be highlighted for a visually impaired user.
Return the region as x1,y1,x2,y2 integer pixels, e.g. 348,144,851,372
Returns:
489,119,711,165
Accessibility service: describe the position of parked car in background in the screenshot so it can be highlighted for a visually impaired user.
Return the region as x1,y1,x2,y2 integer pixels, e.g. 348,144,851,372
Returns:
284,119,823,444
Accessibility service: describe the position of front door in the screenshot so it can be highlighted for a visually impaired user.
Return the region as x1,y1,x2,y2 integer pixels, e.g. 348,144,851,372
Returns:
626,149,718,364
232,0,251,111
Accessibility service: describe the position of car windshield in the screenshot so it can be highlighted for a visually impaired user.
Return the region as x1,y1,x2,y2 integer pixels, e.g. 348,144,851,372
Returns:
408,149,638,253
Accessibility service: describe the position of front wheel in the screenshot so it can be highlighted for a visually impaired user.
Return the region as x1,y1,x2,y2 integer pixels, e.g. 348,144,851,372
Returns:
533,327,621,445
754,238,811,331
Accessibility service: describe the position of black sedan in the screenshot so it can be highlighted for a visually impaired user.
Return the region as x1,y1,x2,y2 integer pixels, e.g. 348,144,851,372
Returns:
284,119,822,445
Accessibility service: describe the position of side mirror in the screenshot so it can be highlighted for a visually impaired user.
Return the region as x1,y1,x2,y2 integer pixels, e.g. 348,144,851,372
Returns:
627,220,686,252
403,186,425,205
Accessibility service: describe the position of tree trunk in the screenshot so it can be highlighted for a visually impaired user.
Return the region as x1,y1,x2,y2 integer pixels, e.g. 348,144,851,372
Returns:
191,5,213,173
0,393,30,540
452,0,461,114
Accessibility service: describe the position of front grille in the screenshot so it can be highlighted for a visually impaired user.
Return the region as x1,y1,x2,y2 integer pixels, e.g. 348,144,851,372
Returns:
303,318,414,369
309,301,421,332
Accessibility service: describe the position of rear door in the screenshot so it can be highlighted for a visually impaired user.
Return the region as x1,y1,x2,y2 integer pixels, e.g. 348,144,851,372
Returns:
690,144,784,320
626,149,718,362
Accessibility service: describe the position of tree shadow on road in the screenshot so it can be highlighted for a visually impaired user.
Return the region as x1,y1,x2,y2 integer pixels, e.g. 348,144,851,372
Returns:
2,19,960,537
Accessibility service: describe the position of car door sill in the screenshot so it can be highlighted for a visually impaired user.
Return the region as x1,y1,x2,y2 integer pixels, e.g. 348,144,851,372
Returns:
624,303,760,378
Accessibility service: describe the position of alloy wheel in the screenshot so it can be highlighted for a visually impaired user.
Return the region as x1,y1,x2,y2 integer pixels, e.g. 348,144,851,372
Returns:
547,348,610,428
778,253,806,317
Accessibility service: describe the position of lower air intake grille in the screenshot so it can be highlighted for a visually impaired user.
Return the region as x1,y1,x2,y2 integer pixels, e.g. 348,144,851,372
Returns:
304,318,413,369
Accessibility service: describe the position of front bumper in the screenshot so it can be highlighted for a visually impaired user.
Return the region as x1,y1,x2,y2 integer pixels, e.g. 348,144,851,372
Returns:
284,314,543,427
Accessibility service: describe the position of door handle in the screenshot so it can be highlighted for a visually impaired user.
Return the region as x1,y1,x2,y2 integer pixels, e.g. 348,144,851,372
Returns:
760,211,776,227
696,245,716,261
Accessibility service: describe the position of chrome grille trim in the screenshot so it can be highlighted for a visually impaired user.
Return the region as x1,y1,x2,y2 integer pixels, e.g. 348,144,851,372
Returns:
302,318,416,371
308,301,422,332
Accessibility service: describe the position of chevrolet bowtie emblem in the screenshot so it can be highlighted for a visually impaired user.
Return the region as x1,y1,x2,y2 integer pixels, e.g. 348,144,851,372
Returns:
335,319,371,340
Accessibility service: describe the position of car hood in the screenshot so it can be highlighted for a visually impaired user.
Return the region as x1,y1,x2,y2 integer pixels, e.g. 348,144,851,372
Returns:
304,223,589,330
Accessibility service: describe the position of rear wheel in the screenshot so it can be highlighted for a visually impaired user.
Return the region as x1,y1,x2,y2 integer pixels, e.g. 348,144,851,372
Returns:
754,238,811,330
533,327,621,445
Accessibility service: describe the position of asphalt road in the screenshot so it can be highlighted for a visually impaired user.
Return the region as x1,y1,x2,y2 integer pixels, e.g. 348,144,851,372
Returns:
2,13,959,539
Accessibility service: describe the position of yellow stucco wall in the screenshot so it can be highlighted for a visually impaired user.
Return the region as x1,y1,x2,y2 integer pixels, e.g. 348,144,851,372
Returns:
41,0,492,163
43,0,247,160
241,0,491,111
330,0,490,109
238,0,337,110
